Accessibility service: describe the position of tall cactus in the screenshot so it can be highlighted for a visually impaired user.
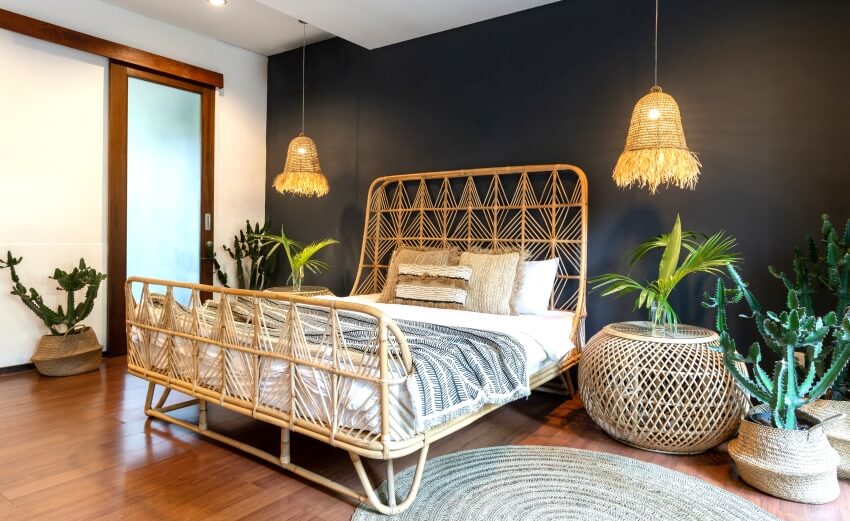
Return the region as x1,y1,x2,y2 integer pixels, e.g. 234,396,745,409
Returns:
0,251,107,336
703,265,850,429
822,215,850,317
207,220,279,290
770,214,850,318
205,241,229,287
770,214,850,398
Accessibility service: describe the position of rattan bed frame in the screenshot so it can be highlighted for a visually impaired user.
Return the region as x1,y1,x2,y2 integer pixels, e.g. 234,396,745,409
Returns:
126,164,588,514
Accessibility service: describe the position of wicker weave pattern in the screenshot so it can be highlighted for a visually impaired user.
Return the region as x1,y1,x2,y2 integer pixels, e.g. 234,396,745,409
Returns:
613,87,701,194
127,276,581,514
31,327,102,376
579,322,749,454
351,165,588,335
624,89,689,150
802,400,850,479
729,404,840,504
273,135,329,197
127,281,416,444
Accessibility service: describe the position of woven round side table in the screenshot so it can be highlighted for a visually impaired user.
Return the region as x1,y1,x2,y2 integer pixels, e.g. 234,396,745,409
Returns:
578,322,749,454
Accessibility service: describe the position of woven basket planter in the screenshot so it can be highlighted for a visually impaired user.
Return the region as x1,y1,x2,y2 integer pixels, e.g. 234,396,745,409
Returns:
579,322,749,454
728,404,840,504
802,400,850,479
31,327,102,377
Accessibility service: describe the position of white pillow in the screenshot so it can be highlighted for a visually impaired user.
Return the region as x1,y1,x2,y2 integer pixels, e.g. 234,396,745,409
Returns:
514,258,559,315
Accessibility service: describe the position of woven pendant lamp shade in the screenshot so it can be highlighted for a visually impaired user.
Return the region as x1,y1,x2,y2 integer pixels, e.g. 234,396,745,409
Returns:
274,134,329,197
613,86,701,194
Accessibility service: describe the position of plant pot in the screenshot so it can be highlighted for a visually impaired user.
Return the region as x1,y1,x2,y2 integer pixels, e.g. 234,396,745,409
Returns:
802,400,850,479
728,404,840,504
31,327,102,377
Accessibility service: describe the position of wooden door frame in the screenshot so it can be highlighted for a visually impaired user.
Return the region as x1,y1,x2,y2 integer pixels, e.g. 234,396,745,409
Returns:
107,63,215,355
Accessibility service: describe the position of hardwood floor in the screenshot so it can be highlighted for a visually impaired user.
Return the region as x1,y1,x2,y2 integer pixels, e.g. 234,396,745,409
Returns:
0,357,846,520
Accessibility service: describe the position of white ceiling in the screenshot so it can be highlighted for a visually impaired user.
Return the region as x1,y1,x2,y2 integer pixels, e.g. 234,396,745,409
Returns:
103,0,559,55
256,0,560,50
102,0,331,56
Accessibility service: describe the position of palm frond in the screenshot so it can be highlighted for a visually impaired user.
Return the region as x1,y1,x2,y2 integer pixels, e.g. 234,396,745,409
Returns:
291,238,339,274
658,214,683,282
628,229,697,268
593,216,739,328
590,273,646,297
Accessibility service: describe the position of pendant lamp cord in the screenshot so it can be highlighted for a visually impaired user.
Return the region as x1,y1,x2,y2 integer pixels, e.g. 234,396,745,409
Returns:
301,21,306,135
653,0,659,87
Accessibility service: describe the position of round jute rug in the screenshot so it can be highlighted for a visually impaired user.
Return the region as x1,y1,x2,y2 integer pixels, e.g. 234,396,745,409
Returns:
351,446,778,520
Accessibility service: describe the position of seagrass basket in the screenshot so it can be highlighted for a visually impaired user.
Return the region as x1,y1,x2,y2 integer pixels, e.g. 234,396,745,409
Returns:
31,327,102,377
728,404,840,504
802,400,850,479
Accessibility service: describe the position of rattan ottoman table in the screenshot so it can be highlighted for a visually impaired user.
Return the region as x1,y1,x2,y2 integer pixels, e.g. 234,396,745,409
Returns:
578,321,749,454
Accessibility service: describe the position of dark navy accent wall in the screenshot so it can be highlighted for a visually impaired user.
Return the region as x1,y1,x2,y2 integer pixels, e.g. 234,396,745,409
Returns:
265,0,850,338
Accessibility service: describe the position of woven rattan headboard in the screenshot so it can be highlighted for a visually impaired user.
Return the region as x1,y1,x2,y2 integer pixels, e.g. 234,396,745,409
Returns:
350,165,588,315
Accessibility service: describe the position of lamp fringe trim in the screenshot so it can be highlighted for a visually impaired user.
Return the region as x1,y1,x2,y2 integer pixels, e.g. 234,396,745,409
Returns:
273,171,330,197
613,147,701,195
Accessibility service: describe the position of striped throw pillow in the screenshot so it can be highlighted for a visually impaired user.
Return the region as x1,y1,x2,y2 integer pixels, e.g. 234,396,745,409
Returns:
392,264,473,309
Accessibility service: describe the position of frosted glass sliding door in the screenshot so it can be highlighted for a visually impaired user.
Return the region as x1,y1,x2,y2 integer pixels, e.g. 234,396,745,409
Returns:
107,63,215,354
126,78,201,304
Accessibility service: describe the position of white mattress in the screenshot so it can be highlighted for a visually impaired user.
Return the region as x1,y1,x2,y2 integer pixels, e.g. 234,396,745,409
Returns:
137,294,574,440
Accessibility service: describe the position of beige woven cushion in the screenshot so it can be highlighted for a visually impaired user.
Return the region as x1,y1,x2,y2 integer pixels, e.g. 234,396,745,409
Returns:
392,264,472,309
460,250,523,315
379,247,459,303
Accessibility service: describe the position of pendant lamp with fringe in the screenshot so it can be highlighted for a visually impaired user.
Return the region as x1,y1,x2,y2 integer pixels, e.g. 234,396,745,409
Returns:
274,21,329,198
613,0,700,195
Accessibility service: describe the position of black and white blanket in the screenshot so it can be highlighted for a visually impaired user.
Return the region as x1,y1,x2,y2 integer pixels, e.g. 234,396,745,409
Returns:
393,319,530,431
289,304,531,433
224,298,530,433
152,294,532,432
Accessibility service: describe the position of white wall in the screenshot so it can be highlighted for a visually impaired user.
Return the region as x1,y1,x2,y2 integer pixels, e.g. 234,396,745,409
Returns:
0,0,268,368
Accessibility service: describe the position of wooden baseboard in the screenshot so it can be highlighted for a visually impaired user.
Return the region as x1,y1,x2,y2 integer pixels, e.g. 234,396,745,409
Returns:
0,363,35,375
0,350,118,375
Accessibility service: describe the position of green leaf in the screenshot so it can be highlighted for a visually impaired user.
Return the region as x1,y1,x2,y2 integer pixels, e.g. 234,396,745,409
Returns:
658,214,682,283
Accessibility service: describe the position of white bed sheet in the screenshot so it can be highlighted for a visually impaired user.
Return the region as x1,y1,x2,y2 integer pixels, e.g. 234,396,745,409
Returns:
137,295,574,440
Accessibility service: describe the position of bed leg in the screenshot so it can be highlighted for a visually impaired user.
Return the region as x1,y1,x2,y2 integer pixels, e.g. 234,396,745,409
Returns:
562,371,576,398
349,444,429,515
386,459,397,508
198,400,207,431
280,428,291,464
154,387,172,409
144,382,156,414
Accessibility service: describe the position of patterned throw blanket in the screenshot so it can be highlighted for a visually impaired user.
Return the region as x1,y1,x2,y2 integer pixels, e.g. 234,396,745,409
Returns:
280,304,531,433
393,320,530,432
221,298,530,433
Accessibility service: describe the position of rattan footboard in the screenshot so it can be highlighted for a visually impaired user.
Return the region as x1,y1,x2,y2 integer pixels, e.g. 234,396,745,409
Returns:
126,277,581,513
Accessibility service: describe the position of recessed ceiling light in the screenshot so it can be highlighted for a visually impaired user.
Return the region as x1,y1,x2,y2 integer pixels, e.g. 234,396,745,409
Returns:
207,0,227,6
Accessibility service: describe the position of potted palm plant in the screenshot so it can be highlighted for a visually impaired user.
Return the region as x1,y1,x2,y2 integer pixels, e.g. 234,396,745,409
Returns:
252,227,338,290
704,265,850,503
591,214,740,333
0,251,107,376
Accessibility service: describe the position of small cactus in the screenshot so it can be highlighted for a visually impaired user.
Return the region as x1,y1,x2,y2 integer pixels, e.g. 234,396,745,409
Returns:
0,251,107,336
